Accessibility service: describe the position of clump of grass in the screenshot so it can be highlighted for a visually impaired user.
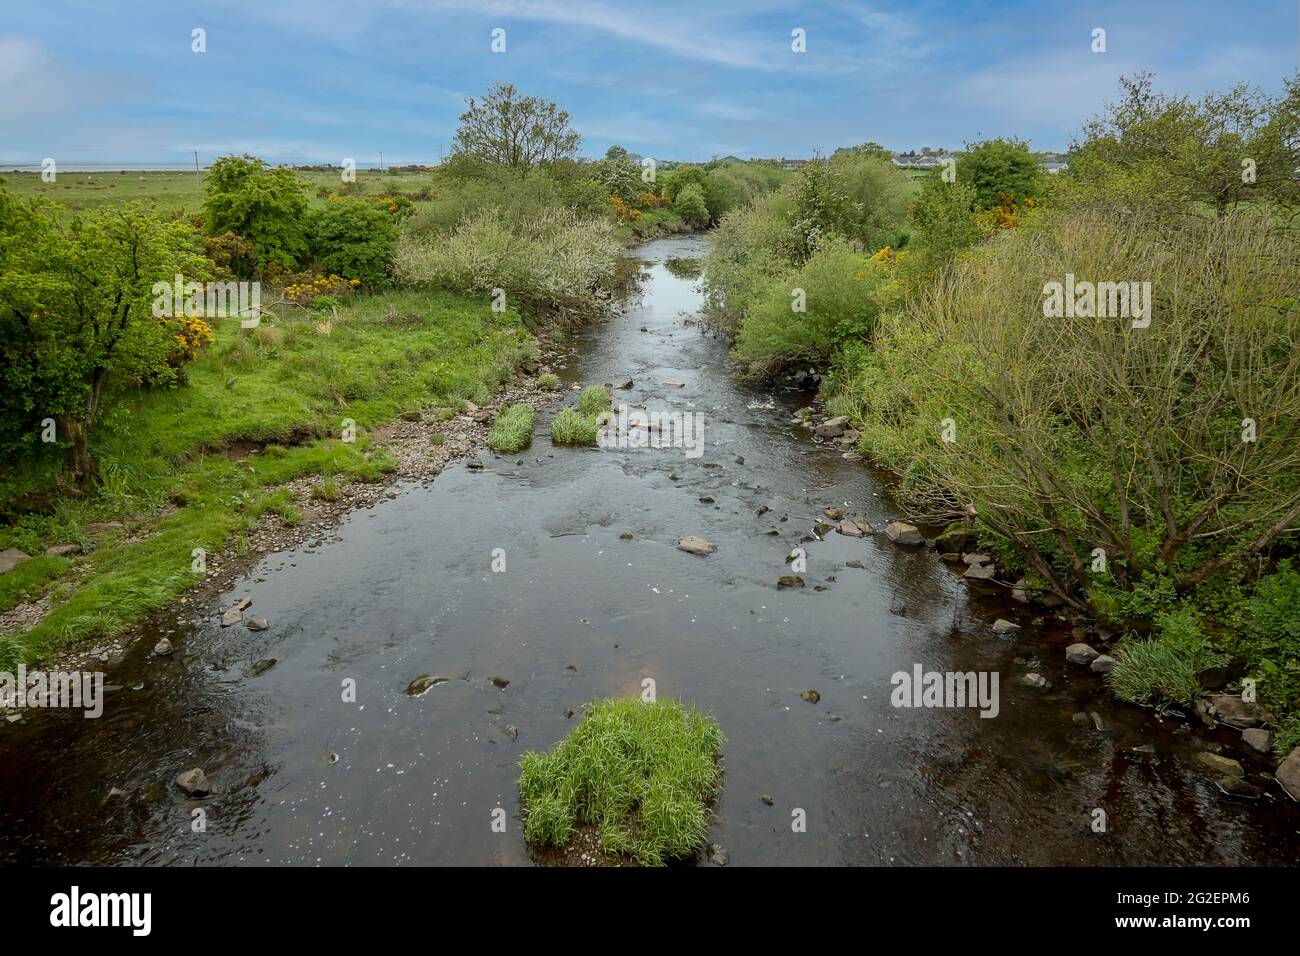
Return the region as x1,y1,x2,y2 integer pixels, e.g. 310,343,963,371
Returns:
550,408,600,446
311,477,342,501
0,635,25,671
577,385,611,417
488,403,535,453
518,697,724,866
537,372,560,391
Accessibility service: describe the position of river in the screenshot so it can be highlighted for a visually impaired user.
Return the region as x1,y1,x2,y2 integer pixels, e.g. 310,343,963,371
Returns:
0,234,1294,865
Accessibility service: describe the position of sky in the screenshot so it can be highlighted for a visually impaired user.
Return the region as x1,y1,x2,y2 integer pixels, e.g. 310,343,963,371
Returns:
2,0,1298,166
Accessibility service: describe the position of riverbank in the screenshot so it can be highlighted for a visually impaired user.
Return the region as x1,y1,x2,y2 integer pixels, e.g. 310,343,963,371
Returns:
0,289,558,663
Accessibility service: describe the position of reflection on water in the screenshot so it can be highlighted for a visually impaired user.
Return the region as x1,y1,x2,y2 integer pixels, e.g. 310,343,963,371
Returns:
0,234,1294,866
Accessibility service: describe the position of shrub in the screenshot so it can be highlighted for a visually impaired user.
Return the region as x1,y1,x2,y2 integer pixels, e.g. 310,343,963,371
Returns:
956,137,1045,210
487,403,535,453
839,205,1300,610
1237,560,1300,713
202,154,309,269
307,198,396,285
393,207,620,313
550,407,599,445
517,697,724,866
674,184,710,228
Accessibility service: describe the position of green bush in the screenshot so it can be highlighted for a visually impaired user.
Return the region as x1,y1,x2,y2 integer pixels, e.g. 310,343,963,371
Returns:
202,154,309,269
956,137,1045,210
1237,560,1300,713
518,697,724,866
308,198,396,285
393,207,620,313
674,184,710,228
536,372,560,391
487,403,535,453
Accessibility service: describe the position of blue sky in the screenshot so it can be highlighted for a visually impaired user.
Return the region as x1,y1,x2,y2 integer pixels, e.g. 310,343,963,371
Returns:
3,0,1297,165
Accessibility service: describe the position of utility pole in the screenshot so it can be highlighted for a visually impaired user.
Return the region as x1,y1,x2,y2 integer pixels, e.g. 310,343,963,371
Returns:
194,150,200,174
379,151,384,172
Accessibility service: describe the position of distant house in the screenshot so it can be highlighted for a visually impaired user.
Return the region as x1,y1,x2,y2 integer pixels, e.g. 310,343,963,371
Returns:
891,154,948,169
1039,152,1069,174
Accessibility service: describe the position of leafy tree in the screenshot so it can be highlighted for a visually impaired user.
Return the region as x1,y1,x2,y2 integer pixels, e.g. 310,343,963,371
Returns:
308,199,396,285
605,145,629,162
957,138,1044,210
452,83,581,168
674,183,709,228
908,176,983,264
0,189,208,486
1064,71,1300,218
595,155,641,203
202,154,309,269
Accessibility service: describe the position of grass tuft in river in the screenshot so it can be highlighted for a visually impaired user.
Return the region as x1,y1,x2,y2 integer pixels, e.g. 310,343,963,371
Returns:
518,697,724,866
487,404,536,453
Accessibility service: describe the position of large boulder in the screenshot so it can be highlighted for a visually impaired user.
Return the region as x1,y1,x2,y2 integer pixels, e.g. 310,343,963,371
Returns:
884,521,924,546
0,549,31,574
1066,643,1100,665
813,416,850,438
1277,748,1300,801
1195,752,1244,778
1207,694,1271,729
934,523,976,553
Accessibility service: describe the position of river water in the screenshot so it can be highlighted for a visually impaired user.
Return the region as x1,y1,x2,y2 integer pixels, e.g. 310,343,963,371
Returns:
0,235,1295,866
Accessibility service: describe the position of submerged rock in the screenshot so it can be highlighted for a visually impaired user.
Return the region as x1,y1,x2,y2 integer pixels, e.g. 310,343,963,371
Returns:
676,535,716,556
1195,751,1244,778
800,689,820,703
777,575,806,589
244,658,277,678
174,768,210,797
405,674,449,696
992,618,1021,635
152,638,174,657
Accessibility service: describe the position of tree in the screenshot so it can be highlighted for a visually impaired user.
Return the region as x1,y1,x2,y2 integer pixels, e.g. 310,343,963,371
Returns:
452,83,581,169
0,190,208,486
1063,72,1300,218
605,145,629,162
674,184,709,228
202,154,309,269
957,138,1045,210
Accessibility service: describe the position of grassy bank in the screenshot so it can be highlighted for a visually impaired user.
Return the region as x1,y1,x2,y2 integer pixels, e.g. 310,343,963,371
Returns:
0,289,533,660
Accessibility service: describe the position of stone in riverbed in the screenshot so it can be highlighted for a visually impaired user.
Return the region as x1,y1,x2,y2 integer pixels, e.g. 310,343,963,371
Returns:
992,618,1020,635
152,638,174,657
1242,728,1273,754
707,842,729,866
1216,776,1263,800
800,689,820,703
845,559,865,569
1018,673,1051,690
244,658,276,678
220,596,251,627
963,562,996,580
175,768,210,797
1066,643,1100,665
676,535,716,556
813,416,850,438
777,575,805,589
934,523,976,553
1195,751,1243,778
837,517,872,537
1090,654,1118,674
1276,748,1300,801
405,674,449,696
884,521,923,545
1207,694,1271,729
246,617,269,631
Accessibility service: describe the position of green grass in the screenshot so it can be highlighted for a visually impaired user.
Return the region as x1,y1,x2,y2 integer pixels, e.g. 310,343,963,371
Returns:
549,408,600,445
576,385,610,417
536,372,560,391
0,288,534,660
518,697,724,866
487,403,535,453
0,169,431,220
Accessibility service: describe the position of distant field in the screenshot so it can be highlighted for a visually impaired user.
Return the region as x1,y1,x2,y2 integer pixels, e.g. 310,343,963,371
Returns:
0,169,433,217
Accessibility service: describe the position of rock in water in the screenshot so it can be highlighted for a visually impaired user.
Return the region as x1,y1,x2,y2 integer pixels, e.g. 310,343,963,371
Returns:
676,535,716,556
884,521,923,545
175,768,210,797
244,658,276,678
813,416,849,438
992,618,1021,635
963,563,996,580
1242,728,1273,754
1066,643,1100,665
152,638,174,657
707,843,729,866
1276,748,1300,801
800,690,820,703
405,674,448,696
1090,655,1118,674
246,617,269,631
1195,751,1244,778
777,575,806,589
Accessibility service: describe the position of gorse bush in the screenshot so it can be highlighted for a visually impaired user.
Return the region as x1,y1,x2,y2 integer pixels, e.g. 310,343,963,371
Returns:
518,697,724,866
393,206,620,313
